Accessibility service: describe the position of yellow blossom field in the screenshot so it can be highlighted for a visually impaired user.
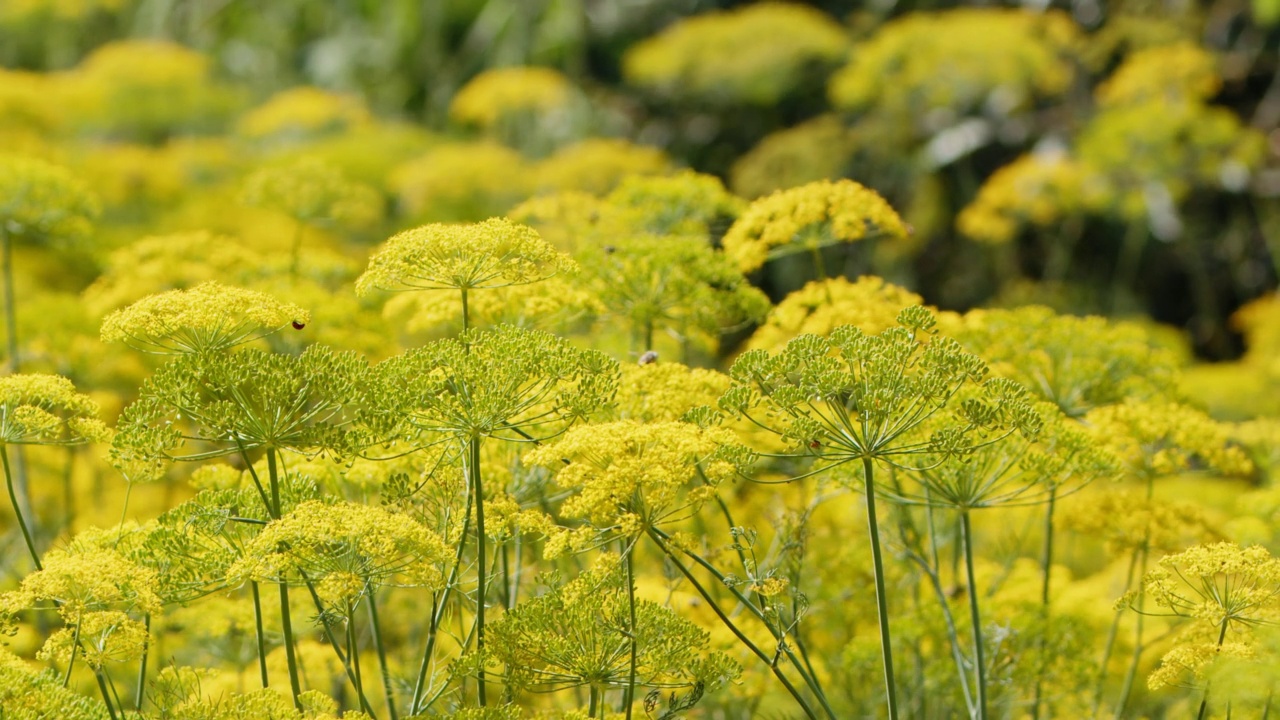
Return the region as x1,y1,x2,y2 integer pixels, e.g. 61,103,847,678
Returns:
1,1,1280,719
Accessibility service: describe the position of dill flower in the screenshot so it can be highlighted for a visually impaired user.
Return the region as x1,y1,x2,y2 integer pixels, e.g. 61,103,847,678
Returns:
0,646,110,720
1145,543,1280,628
507,190,642,252
0,0,124,22
99,281,310,355
370,325,617,441
1095,42,1221,109
622,2,849,106
479,557,740,697
240,156,382,230
449,66,574,129
0,68,66,136
111,343,368,473
954,306,1181,417
1061,489,1219,556
745,276,923,352
721,179,909,274
828,9,1079,126
381,276,601,336
534,138,671,195
604,170,745,237
1147,641,1255,691
614,362,732,423
525,420,743,536
578,234,771,352
39,610,149,670
1083,399,1253,479
957,152,1108,244
0,373,108,446
236,86,372,142
231,500,449,606
10,544,162,618
0,154,99,241
358,218,575,296
391,140,533,221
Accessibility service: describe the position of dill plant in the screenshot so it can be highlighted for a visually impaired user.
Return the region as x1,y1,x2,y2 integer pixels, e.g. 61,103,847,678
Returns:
370,324,617,709
719,305,1042,719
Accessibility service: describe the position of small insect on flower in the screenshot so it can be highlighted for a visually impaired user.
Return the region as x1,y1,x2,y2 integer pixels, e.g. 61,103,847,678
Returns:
639,350,659,365
291,320,306,330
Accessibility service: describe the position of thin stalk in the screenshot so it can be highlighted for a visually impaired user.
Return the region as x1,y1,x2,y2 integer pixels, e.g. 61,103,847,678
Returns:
410,484,474,713
863,457,900,720
135,612,152,711
1031,489,1056,720
2,444,40,570
647,528,819,720
809,245,828,281
468,435,488,707
1092,548,1141,714
961,511,987,719
1114,478,1157,719
299,578,377,716
367,585,400,720
348,604,365,705
251,582,270,688
460,287,470,332
62,619,81,687
267,449,303,710
62,445,75,532
1196,620,1231,720
95,669,120,720
589,684,601,718
624,548,638,720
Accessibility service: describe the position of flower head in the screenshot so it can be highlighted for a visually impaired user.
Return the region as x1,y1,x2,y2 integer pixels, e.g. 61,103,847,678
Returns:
0,373,107,446
0,154,99,242
722,179,909,273
746,276,923,352
240,156,382,228
100,281,309,355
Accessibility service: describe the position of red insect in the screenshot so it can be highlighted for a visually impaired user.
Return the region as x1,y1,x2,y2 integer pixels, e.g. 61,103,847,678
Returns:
291,320,306,330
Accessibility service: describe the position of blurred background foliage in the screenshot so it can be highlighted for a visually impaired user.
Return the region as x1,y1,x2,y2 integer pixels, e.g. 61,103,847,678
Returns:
2,0,1278,362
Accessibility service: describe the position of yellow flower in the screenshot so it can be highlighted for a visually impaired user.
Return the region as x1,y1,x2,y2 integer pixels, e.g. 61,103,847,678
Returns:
623,2,849,105
604,169,745,237
0,373,107,446
615,362,732,423
236,86,372,141
957,152,1108,244
730,114,855,199
240,156,382,228
11,544,162,618
357,217,576,297
0,154,99,241
722,179,909,273
1096,42,1221,108
39,610,149,670
450,66,574,128
746,276,923,352
1084,399,1253,479
100,281,309,355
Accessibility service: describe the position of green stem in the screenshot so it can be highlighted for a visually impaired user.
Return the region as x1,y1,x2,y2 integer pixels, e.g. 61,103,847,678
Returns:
647,528,819,720
1092,548,1141,714
1115,477,1157,719
63,618,81,687
1,445,40,570
624,547,638,720
251,581,269,688
961,511,987,719
468,435,488,707
135,613,151,711
62,445,75,532
863,457,900,720
1196,620,1231,720
809,244,828,281
1031,490,1056,720
299,577,377,716
348,603,365,705
460,286,470,332
96,669,120,720
267,449,303,710
367,585,399,720
410,484,474,714
588,684,600,718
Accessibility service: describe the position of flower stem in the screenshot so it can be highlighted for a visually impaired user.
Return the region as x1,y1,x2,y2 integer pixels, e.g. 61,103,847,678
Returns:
624,547,638,720
961,511,987,719
3,228,18,373
135,612,151,711
1,444,40,570
863,456,900,720
460,287,470,332
468,435,488,707
95,669,120,720
251,581,269,688
367,585,400,720
1196,620,1231,720
647,528,820,720
410,483,474,714
1031,489,1056,720
267,449,303,710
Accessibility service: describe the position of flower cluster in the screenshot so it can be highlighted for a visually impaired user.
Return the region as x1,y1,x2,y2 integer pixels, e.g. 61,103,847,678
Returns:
449,66,575,129
722,179,910,273
0,373,107,446
0,154,99,241
623,2,849,105
746,275,924,352
99,281,309,355
240,156,382,228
